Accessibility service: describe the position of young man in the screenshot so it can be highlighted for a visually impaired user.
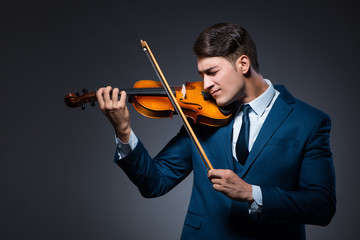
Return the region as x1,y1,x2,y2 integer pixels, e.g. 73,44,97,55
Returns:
96,23,336,239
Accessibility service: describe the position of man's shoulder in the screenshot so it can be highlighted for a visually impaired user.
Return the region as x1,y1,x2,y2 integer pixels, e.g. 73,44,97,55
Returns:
275,84,330,121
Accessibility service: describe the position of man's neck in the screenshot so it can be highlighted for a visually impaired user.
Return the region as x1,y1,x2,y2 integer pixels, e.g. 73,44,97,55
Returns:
240,71,268,104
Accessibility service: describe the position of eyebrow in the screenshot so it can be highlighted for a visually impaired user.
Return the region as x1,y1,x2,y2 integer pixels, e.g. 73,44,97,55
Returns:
198,66,217,75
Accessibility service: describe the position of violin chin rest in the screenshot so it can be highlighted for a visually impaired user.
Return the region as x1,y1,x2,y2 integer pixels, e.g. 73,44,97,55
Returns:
218,103,235,116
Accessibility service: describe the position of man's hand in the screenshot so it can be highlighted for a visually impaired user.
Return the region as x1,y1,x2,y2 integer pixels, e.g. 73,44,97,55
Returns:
96,86,131,143
208,169,253,202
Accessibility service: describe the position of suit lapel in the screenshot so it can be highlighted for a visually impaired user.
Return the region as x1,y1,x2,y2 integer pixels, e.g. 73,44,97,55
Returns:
239,90,294,178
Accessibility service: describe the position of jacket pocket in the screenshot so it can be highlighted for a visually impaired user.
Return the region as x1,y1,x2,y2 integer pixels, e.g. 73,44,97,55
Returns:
184,212,202,229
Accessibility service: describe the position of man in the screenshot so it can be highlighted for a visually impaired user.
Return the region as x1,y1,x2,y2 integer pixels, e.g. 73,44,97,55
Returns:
96,23,336,239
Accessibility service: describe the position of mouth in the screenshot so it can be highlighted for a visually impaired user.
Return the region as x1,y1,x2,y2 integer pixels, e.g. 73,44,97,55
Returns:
211,89,220,97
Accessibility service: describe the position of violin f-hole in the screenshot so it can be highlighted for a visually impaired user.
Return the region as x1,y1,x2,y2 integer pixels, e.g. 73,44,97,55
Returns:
179,98,203,110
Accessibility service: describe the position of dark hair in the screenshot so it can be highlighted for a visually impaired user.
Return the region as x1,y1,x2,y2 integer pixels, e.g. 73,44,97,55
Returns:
193,23,260,73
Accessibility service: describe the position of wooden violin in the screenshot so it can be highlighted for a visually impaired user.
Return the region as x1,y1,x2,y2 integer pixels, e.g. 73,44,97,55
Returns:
65,40,225,171
64,80,233,127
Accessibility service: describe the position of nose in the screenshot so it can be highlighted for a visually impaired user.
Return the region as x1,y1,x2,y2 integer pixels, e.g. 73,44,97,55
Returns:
203,75,214,90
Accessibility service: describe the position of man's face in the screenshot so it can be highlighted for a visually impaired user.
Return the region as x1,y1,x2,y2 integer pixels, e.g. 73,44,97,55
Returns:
197,56,245,107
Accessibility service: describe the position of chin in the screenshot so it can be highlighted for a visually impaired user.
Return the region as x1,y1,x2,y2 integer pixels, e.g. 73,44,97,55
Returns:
216,97,236,108
215,99,229,107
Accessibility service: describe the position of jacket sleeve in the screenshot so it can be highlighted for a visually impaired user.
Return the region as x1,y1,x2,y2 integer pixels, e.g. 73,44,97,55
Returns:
115,126,193,198
260,114,336,226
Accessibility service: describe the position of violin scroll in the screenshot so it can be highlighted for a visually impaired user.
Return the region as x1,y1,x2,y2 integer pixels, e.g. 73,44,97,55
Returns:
64,88,97,110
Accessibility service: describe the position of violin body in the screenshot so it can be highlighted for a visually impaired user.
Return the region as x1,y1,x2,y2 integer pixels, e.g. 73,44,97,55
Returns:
65,80,233,127
132,80,232,127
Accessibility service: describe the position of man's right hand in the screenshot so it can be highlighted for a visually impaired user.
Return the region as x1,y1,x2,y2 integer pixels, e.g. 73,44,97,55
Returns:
96,86,131,143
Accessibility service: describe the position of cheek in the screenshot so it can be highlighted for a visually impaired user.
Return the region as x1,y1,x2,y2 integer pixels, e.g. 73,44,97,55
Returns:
226,75,243,91
225,76,245,102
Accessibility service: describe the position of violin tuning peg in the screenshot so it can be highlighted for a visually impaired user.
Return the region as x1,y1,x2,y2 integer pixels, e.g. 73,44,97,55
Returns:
80,100,85,110
90,100,95,107
82,88,88,93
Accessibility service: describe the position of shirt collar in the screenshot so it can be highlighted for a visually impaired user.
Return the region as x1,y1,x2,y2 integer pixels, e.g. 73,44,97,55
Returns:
246,79,275,117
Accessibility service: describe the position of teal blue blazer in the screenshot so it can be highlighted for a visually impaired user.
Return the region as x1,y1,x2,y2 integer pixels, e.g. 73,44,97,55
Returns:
116,85,336,240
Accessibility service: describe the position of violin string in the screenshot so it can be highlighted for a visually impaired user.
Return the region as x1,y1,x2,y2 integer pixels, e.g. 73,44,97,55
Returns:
125,87,176,95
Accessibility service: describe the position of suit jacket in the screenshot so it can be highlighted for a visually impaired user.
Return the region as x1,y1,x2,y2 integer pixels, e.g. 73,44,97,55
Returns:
116,85,336,240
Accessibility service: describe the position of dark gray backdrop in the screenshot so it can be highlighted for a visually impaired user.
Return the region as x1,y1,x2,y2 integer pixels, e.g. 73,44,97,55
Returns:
1,0,359,239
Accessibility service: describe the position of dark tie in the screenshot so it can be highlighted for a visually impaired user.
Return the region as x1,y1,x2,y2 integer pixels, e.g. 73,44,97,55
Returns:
236,104,251,165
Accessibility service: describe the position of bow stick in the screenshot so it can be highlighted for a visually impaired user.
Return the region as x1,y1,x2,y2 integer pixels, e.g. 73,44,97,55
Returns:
141,40,214,171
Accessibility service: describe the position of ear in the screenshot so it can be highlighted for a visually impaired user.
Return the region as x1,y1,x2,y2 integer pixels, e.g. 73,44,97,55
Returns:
235,55,251,75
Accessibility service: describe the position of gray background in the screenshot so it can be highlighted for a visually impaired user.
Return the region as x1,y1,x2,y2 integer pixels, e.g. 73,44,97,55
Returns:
1,0,359,239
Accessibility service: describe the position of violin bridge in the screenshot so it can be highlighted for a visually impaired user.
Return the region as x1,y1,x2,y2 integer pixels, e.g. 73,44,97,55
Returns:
182,84,186,99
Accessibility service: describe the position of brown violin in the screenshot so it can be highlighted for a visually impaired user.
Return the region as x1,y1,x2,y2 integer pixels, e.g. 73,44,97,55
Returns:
65,40,225,171
64,79,233,127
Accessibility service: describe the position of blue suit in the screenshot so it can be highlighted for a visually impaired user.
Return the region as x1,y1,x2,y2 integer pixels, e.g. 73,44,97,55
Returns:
116,85,336,239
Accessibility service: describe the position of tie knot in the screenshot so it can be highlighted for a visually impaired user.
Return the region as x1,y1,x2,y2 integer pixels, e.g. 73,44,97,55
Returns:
241,104,251,116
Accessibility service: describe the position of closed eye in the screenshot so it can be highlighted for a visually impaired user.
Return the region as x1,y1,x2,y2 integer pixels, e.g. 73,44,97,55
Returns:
206,70,218,76
198,66,219,78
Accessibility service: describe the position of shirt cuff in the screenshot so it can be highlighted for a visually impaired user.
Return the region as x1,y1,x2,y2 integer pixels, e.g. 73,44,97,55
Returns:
249,185,263,214
115,129,138,160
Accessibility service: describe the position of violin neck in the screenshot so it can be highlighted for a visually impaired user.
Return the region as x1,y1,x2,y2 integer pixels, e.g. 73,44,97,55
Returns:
124,87,176,96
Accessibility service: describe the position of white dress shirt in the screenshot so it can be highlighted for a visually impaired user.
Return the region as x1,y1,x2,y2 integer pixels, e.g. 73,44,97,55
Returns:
231,79,279,212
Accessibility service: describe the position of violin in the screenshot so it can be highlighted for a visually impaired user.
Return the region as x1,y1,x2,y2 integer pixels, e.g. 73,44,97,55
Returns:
65,40,224,171
64,80,233,127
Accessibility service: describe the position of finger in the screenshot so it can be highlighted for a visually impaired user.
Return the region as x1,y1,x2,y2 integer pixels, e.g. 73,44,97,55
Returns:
103,86,113,107
119,90,127,107
210,178,223,185
208,169,226,180
208,169,215,178
212,183,225,192
112,88,120,107
96,88,105,110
